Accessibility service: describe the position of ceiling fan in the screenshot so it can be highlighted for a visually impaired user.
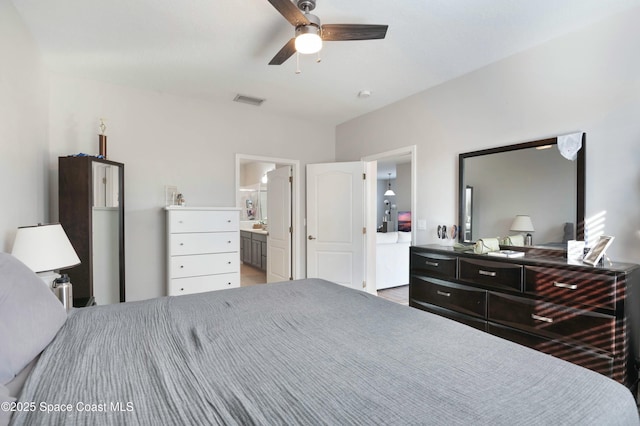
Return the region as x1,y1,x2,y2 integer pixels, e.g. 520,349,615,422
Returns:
267,0,389,65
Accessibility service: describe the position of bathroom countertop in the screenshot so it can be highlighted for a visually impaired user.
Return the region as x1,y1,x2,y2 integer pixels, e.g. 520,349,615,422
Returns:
241,228,268,235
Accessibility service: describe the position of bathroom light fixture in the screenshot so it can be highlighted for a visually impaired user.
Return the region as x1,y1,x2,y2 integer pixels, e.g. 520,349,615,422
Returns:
384,173,396,196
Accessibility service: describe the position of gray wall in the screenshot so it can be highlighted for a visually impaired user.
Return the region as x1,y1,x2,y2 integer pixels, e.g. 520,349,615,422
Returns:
0,1,49,251
46,76,335,301
336,7,640,262
2,2,335,301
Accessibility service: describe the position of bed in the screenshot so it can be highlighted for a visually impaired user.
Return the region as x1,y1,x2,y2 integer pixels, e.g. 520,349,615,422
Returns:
1,252,639,425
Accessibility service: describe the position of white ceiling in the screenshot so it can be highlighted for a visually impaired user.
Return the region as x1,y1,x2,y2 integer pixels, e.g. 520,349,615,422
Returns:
11,0,640,126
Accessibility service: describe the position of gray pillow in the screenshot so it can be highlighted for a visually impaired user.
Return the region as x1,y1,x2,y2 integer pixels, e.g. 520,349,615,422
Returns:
0,252,67,385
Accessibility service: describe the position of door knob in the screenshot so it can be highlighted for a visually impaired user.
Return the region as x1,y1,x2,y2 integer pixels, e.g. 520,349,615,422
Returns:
308,235,316,240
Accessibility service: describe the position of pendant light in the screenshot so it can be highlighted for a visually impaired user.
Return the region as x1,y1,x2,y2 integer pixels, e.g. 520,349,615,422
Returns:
384,173,396,196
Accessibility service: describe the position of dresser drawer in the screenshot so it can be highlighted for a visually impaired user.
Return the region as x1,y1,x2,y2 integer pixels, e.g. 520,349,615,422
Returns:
488,292,616,354
170,232,238,255
169,273,239,296
410,252,457,279
170,253,239,278
459,258,523,291
169,210,238,233
410,276,486,319
524,266,617,310
411,301,487,332
487,323,613,378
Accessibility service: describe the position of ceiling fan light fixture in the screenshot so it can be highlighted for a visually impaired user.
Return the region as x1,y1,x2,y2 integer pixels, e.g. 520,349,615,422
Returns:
295,26,322,54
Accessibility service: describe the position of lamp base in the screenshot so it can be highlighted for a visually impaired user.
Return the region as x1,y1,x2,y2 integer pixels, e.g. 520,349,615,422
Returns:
36,271,61,289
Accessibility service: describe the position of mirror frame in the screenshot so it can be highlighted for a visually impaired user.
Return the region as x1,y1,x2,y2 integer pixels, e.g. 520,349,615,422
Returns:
458,135,586,244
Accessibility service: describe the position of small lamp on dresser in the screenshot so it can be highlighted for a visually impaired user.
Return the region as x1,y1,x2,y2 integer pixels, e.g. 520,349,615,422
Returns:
11,223,81,288
510,215,535,246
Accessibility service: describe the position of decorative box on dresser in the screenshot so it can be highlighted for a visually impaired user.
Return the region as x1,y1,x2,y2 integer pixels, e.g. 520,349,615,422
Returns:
409,244,640,390
166,207,241,296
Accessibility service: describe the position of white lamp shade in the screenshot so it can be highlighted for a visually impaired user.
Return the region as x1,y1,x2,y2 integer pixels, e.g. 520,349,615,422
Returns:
11,224,80,273
510,215,535,233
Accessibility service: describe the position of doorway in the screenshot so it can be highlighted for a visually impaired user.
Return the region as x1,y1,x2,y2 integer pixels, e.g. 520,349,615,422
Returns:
362,146,417,293
235,154,301,286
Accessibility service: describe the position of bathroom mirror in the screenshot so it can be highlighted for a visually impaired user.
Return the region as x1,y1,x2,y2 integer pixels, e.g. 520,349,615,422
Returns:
458,135,585,246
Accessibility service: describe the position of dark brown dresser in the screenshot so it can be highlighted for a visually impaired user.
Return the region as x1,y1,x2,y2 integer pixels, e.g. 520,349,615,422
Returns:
409,244,640,390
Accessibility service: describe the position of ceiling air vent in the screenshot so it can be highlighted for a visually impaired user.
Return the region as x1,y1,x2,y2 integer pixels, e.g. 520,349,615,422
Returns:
233,94,265,107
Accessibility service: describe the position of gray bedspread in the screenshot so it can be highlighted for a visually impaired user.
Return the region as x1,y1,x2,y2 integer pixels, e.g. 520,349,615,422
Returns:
12,279,640,425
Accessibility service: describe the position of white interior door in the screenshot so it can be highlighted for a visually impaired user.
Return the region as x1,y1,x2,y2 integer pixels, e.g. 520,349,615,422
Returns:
307,162,365,290
266,166,292,283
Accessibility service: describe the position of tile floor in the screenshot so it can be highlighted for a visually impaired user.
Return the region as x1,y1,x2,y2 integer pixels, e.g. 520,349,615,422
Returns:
240,263,266,287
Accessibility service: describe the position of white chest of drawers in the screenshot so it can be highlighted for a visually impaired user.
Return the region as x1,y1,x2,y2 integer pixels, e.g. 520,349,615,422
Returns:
166,207,241,296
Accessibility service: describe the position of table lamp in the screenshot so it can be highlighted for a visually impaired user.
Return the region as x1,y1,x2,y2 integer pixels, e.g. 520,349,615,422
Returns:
11,223,81,287
510,215,535,246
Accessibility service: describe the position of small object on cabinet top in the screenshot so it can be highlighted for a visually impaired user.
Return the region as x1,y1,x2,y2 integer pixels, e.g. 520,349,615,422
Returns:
487,250,525,258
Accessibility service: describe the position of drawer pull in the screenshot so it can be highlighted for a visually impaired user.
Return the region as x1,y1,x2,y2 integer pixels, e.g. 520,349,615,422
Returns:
437,290,451,297
531,314,553,323
180,265,184,269
553,282,577,290
180,243,184,246
227,220,231,223
228,241,232,243
478,270,496,277
227,261,231,265
425,261,439,267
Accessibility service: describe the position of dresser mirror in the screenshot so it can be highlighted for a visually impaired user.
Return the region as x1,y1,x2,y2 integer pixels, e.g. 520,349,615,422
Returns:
458,135,585,246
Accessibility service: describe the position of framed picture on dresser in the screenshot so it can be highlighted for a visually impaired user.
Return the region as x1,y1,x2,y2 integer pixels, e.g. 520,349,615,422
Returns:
583,235,614,266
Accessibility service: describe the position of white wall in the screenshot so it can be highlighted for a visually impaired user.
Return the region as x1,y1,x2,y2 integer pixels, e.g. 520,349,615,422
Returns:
336,7,640,262
396,163,411,214
48,75,335,301
0,0,49,251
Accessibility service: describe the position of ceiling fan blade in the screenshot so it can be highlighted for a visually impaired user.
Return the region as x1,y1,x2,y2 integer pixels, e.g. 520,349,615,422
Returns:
321,24,388,41
269,38,297,65
267,0,310,27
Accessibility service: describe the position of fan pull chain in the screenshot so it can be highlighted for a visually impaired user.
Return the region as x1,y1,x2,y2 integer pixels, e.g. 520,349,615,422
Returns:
295,52,301,74
316,52,322,63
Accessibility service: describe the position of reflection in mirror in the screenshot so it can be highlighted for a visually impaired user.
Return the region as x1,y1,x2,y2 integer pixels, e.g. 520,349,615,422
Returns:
459,135,585,246
464,186,473,241
92,163,120,208
91,161,121,304
239,161,274,222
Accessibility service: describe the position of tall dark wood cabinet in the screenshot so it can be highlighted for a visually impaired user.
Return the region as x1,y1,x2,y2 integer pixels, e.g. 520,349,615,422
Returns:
58,156,125,306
